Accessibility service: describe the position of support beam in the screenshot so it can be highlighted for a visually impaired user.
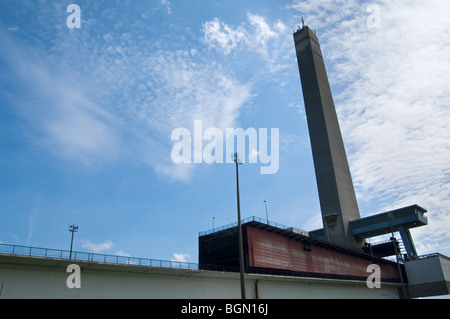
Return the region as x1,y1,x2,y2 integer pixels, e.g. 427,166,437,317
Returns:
398,225,418,259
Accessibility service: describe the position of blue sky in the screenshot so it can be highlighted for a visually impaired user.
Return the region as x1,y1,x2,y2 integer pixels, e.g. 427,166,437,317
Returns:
1,0,449,262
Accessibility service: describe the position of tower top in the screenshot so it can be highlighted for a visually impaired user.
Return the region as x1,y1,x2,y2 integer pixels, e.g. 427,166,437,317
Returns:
293,25,320,47
293,24,318,39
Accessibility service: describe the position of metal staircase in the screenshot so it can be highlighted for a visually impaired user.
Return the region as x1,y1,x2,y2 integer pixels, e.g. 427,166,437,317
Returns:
397,237,408,261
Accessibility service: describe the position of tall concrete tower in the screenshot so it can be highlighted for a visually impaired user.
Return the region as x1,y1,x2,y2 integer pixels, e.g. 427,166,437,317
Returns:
294,26,363,250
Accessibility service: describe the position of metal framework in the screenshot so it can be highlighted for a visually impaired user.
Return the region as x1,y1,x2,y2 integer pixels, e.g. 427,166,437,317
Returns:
310,205,428,259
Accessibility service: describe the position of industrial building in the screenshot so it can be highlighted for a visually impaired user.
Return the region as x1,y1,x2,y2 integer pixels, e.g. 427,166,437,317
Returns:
199,218,401,282
1,25,449,299
198,216,450,299
197,24,450,299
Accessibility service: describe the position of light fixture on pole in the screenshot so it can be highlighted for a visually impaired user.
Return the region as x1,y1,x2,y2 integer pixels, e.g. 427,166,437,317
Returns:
387,213,407,298
232,152,246,300
264,200,269,225
68,224,78,259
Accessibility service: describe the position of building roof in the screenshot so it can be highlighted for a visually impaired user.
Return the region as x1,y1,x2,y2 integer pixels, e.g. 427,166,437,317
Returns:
200,217,399,266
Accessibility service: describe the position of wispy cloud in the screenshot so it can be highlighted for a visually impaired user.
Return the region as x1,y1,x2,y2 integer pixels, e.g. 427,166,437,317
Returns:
291,0,450,255
115,250,131,257
247,13,281,47
202,18,247,54
0,28,121,168
81,240,113,253
160,0,172,15
201,13,291,73
202,13,287,53
171,253,191,262
81,240,132,257
0,3,253,181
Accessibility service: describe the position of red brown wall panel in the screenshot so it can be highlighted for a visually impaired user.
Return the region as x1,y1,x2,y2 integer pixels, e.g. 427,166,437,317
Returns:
247,226,399,280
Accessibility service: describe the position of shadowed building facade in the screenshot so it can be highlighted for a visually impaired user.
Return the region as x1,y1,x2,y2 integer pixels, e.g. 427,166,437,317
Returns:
294,26,364,250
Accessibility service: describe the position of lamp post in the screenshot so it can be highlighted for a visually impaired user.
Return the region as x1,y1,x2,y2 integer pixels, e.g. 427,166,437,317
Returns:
69,224,78,259
264,200,269,225
387,213,407,298
232,152,246,300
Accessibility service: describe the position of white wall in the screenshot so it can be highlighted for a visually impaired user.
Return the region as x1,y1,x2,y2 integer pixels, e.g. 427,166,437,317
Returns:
0,255,400,299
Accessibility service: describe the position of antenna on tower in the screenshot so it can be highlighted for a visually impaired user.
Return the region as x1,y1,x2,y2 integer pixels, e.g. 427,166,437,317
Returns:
302,16,305,28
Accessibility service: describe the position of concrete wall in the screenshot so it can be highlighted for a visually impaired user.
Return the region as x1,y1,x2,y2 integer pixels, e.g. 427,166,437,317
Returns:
0,254,400,299
404,254,450,298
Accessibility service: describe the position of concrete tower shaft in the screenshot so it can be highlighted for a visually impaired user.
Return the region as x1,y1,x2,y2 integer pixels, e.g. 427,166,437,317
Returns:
294,26,363,250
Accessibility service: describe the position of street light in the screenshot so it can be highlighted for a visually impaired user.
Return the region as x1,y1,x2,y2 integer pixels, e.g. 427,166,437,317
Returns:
387,213,407,298
232,152,246,300
264,200,269,225
68,224,78,259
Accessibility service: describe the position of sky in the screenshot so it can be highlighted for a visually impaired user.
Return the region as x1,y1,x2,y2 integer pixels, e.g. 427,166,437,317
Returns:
1,0,449,263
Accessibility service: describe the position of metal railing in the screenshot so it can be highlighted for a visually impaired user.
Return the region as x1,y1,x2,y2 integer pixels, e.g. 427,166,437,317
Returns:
405,252,450,262
0,243,199,270
0,242,422,283
199,216,290,236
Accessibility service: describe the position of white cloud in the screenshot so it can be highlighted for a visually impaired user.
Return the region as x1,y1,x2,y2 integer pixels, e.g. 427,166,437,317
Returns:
292,0,450,256
247,13,279,47
202,13,288,55
202,18,247,54
171,253,191,262
136,50,253,180
0,13,253,181
160,0,171,14
249,148,259,163
81,240,114,253
79,28,252,181
0,30,120,168
115,250,131,257
201,13,292,79
289,0,359,29
141,50,252,132
303,213,323,232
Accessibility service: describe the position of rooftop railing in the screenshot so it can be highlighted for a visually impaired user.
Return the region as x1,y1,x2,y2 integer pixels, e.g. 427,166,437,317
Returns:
0,242,420,283
198,216,290,236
